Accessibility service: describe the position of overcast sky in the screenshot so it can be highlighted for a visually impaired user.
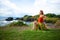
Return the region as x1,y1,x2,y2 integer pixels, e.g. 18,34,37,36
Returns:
0,0,60,17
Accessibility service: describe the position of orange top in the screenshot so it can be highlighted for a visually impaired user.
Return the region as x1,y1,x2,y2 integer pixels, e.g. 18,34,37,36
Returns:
38,17,43,23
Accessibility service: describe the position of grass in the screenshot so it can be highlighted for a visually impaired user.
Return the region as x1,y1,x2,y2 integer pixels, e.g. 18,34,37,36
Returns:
0,27,60,40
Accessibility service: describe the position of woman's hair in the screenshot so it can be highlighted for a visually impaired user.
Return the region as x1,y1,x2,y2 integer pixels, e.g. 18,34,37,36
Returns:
39,10,44,15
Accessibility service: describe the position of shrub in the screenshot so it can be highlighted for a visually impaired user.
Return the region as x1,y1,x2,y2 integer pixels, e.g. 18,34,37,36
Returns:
7,21,28,27
45,13,56,17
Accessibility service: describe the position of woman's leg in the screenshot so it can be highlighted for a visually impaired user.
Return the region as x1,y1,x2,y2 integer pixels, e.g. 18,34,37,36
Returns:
43,23,47,29
34,25,38,30
38,23,43,30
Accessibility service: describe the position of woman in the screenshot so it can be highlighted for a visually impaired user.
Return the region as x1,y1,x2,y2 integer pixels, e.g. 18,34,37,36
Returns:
38,10,47,30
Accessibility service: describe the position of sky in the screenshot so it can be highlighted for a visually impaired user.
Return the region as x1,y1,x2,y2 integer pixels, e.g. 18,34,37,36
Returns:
0,0,60,17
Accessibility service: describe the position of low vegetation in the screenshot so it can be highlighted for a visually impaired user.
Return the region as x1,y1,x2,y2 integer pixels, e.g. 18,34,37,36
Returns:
6,21,28,27
54,20,60,27
45,17,59,23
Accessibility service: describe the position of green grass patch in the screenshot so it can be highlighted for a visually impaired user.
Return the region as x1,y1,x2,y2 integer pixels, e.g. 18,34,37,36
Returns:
0,27,60,40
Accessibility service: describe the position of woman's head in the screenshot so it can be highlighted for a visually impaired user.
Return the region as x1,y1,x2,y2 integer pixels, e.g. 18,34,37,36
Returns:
39,10,44,15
